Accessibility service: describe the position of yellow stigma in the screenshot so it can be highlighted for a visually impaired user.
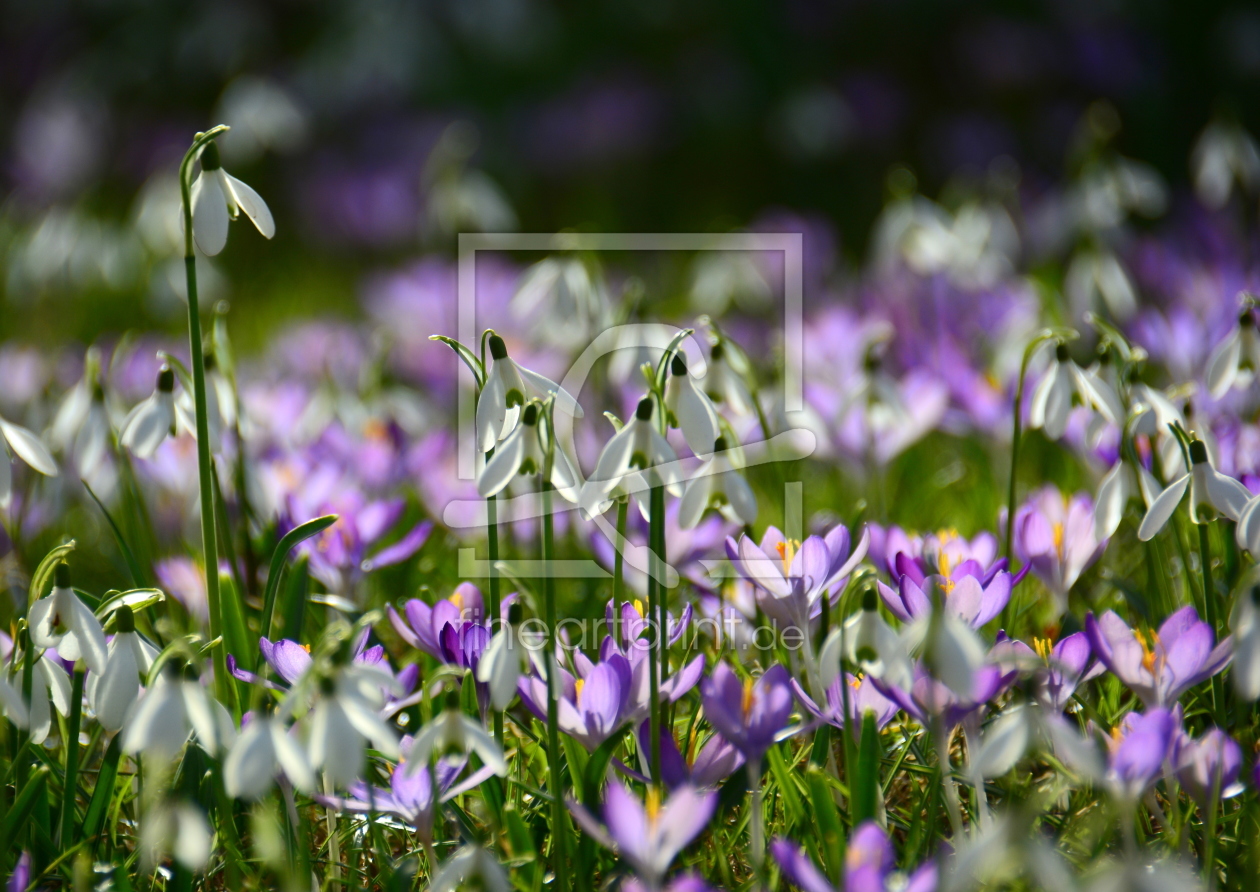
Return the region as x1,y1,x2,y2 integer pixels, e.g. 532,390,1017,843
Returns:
646,786,662,825
741,677,756,719
574,678,585,706
1032,637,1052,661
451,591,464,614
1134,628,1161,675
850,674,863,690
938,552,955,595
301,643,312,654
775,539,801,576
1052,522,1065,560
632,599,644,617
363,418,389,442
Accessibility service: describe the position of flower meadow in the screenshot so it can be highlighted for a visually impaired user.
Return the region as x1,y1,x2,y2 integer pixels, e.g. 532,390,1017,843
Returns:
8,99,1260,892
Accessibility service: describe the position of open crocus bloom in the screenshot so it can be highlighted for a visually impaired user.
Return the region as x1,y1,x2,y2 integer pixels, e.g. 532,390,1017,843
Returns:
1085,606,1232,707
1175,726,1244,806
877,545,1015,630
725,523,868,629
874,660,1008,731
772,821,937,892
619,723,745,791
1013,487,1106,616
699,662,795,762
790,672,899,735
992,630,1102,712
1103,708,1179,801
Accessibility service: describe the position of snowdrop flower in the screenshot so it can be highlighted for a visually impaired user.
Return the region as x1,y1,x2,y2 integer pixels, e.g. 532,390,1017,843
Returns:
477,402,579,501
512,257,609,348
1094,458,1161,541
29,652,71,745
122,660,232,758
664,353,720,457
1192,119,1260,209
175,357,224,454
141,800,213,871
0,411,58,509
820,588,913,692
677,436,757,529
223,705,315,799
305,663,401,788
580,397,680,515
0,673,27,730
1138,438,1252,540
1206,309,1260,399
406,692,508,777
120,366,177,459
50,348,111,477
913,606,989,698
1029,343,1123,441
702,341,754,415
475,605,527,710
1229,585,1260,701
87,606,157,733
1065,249,1137,321
429,844,510,892
28,562,107,674
189,139,275,256
477,334,582,453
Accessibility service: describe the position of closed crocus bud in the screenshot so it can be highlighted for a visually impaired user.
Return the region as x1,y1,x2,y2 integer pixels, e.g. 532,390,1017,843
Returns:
120,366,177,459
190,139,275,256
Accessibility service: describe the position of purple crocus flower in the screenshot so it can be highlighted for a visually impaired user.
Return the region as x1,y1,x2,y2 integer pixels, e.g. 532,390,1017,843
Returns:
388,583,508,659
1085,606,1233,707
992,630,1103,711
869,526,1000,578
621,875,715,892
1175,726,1244,806
229,629,419,705
616,722,745,791
873,661,1008,731
699,662,795,762
567,780,716,889
7,851,31,892
790,673,900,735
1012,487,1106,616
518,646,705,751
772,822,938,892
1104,708,1179,800
725,523,869,629
605,598,693,655
877,544,1016,630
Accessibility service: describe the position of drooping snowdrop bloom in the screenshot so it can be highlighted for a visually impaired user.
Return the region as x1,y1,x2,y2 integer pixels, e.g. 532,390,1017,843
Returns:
120,366,177,459
702,341,754,416
664,352,720,457
28,562,107,674
304,661,402,788
140,799,214,871
477,402,579,501
1094,457,1160,541
819,588,912,692
0,410,58,509
1013,487,1106,616
1230,586,1260,701
1029,343,1123,441
405,692,508,777
122,659,233,758
475,605,527,710
677,436,757,529
1065,249,1137,321
428,844,510,892
1192,118,1260,209
0,673,28,730
567,781,717,890
1137,438,1251,540
1086,606,1232,707
1206,309,1260,399
223,705,315,799
476,333,582,453
580,397,681,515
28,652,71,745
49,348,111,477
87,605,157,733
175,365,223,453
189,139,275,256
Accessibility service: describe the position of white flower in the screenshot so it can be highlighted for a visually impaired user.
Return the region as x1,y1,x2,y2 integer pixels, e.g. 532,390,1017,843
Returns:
50,348,110,476
1235,493,1260,558
406,697,508,777
429,844,510,892
1065,249,1137,321
477,334,582,454
477,402,579,501
0,412,58,509
27,562,107,674
1094,459,1161,541
175,373,224,454
511,257,609,349
1206,310,1260,400
87,606,157,733
677,436,756,529
910,608,987,697
476,622,526,711
1230,587,1260,701
141,800,213,870
29,653,71,745
579,397,680,516
663,353,720,457
305,665,401,788
1192,119,1260,209
122,661,233,758
821,590,913,692
120,366,177,459
224,711,314,799
703,341,755,415
969,704,1034,780
1029,343,1123,441
1138,439,1252,540
190,140,274,257
0,674,27,730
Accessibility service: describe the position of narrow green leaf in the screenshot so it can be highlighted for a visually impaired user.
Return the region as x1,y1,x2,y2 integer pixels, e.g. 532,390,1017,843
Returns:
97,588,165,622
853,710,881,827
259,514,338,657
766,744,805,827
582,728,625,805
2,766,50,852
219,572,251,711
279,554,310,643
82,735,123,842
806,766,845,883
83,481,148,587
429,335,486,389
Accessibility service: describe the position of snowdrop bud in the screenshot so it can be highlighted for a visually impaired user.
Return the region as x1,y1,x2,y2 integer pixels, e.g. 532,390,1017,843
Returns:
489,334,509,362
508,603,523,625
115,604,135,633
636,397,654,421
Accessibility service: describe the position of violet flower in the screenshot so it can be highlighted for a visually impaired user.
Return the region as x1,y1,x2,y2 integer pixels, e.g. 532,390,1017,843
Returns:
616,722,745,791
229,630,419,707
1103,708,1179,800
1175,726,1244,806
699,662,795,762
567,780,716,890
1012,487,1106,616
1085,606,1233,707
790,672,900,735
725,523,869,629
772,822,938,892
992,631,1102,712
877,545,1016,630
873,661,1008,731
388,583,514,660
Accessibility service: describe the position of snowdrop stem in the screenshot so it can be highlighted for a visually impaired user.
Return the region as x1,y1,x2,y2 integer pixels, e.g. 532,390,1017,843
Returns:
612,496,628,640
748,760,765,883
933,718,964,838
57,666,84,849
1003,340,1036,565
647,484,663,785
323,772,342,892
651,485,668,684
487,482,504,748
540,472,571,892
1198,522,1227,726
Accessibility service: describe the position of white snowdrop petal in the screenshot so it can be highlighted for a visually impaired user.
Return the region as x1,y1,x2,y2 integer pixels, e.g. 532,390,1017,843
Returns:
225,173,275,239
677,467,714,530
1207,469,1253,521
477,427,526,498
1138,474,1190,541
192,172,229,256
272,722,316,793
1094,462,1128,541
93,639,140,733
1237,495,1260,556
724,469,758,526
224,720,275,799
0,420,58,476
1207,328,1242,400
476,372,508,454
